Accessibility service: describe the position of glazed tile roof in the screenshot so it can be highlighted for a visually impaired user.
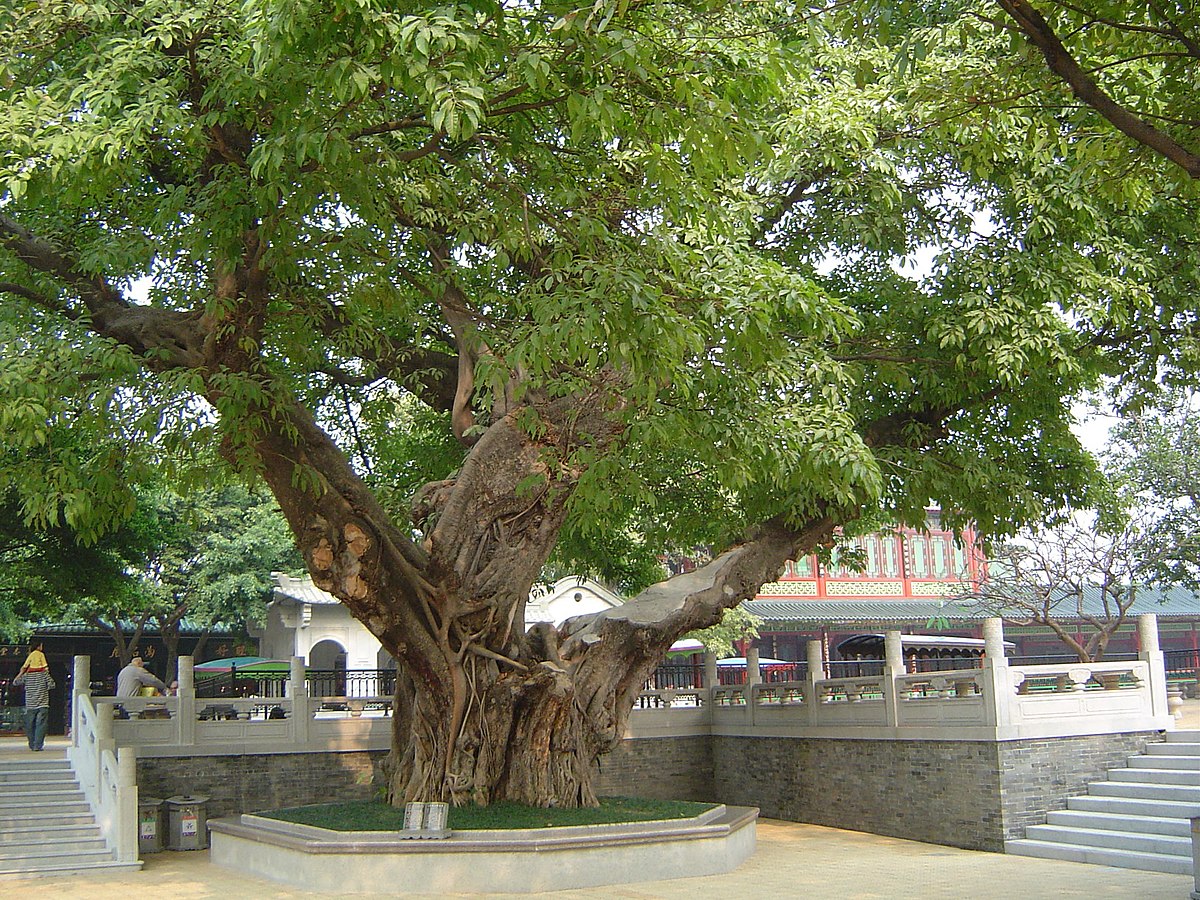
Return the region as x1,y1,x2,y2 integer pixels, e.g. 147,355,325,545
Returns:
273,572,340,605
746,584,1200,625
745,599,981,624
32,619,238,636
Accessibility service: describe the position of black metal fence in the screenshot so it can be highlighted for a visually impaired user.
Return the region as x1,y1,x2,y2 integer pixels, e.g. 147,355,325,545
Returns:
106,647,1200,702
194,668,398,699
644,649,1200,687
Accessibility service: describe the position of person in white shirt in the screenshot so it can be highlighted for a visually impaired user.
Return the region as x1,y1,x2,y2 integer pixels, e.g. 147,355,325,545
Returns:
116,656,167,698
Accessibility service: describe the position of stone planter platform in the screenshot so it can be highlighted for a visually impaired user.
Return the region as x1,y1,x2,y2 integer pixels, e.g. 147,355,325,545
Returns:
208,804,757,894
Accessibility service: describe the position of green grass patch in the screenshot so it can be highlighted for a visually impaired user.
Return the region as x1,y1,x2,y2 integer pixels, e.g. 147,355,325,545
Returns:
263,797,716,831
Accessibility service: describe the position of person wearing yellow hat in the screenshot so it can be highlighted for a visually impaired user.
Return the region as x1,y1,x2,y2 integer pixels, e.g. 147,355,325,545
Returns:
13,642,55,751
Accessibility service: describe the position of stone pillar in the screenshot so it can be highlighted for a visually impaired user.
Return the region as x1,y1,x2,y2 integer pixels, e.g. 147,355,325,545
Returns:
1138,613,1161,654
290,656,309,744
176,656,196,746
884,632,904,672
805,640,825,727
981,618,1013,731
90,698,114,794
72,655,90,748
1190,816,1200,900
746,646,762,687
115,747,139,862
1138,613,1169,720
703,652,718,690
806,639,825,681
983,618,1009,664
95,699,113,747
883,631,903,727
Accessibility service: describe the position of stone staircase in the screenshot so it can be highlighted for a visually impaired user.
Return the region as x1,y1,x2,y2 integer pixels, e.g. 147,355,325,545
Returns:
1006,729,1200,875
0,751,141,877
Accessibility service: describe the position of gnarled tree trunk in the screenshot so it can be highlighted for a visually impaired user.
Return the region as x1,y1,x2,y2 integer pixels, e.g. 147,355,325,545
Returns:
247,383,844,807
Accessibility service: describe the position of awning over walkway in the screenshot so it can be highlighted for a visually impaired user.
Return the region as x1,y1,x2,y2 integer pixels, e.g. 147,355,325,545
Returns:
745,584,1200,628
744,598,980,626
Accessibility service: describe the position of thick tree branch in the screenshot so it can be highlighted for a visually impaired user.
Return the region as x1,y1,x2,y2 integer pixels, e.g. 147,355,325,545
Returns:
0,214,125,314
306,303,460,412
0,214,208,367
998,0,1200,178
0,281,78,318
751,168,835,246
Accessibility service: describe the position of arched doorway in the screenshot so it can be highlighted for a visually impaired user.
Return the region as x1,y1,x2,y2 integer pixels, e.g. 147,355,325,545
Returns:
308,639,347,695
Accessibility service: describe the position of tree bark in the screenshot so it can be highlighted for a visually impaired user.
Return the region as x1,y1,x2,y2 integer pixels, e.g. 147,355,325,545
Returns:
235,375,847,807
0,207,921,809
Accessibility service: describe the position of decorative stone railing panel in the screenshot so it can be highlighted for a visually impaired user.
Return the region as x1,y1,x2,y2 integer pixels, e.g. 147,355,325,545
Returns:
66,689,138,862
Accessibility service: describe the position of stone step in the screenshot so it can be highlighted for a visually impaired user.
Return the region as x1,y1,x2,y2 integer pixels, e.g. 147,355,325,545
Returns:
0,858,142,879
0,777,85,792
0,848,116,869
1045,809,1191,838
0,837,110,860
1005,839,1193,876
0,801,89,820
1163,729,1200,742
0,789,84,807
1023,824,1191,857
0,758,69,772
0,765,71,781
1067,793,1200,820
0,823,101,845
0,753,69,767
1108,767,1200,786
1145,741,1200,756
1127,754,1200,770
0,809,96,830
1087,780,1200,804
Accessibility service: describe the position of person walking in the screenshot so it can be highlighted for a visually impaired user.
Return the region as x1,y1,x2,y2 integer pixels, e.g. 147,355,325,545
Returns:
117,656,168,698
13,644,55,751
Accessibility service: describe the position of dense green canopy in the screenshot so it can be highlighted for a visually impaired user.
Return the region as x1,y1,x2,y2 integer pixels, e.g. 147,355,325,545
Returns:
1,0,1196,805
1,0,1152,542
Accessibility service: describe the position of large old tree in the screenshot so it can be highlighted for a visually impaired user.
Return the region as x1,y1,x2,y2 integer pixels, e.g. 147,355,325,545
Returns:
1,2,1195,806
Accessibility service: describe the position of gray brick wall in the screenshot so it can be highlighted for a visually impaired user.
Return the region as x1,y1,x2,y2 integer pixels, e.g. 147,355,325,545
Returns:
595,736,713,801
705,732,1160,851
139,739,715,819
710,736,1005,850
997,732,1157,840
137,751,388,819
134,730,1160,848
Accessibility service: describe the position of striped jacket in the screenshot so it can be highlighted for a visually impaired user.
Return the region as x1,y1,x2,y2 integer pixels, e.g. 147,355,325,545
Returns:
14,669,54,709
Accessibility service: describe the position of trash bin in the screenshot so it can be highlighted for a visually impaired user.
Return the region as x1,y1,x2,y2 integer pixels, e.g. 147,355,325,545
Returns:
165,794,209,850
138,797,165,854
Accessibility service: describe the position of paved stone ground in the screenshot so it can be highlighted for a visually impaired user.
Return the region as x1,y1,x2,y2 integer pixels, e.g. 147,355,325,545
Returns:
1177,692,1200,730
3,698,1196,898
2,816,1193,899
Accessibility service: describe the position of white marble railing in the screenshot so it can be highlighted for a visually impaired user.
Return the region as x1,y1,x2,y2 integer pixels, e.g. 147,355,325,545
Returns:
66,673,138,862
63,618,1173,859
628,623,1172,742
70,617,1172,762
94,693,394,758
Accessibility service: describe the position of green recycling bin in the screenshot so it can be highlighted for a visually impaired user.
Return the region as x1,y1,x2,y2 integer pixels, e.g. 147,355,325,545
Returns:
165,794,209,850
138,797,164,854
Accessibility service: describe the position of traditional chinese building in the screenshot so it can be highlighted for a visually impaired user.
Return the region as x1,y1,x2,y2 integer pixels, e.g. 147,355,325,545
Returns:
743,514,1200,666
255,573,626,671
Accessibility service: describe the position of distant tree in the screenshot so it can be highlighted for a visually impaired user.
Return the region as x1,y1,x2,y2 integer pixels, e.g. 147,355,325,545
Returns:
141,484,303,678
0,474,301,671
685,607,762,661
962,510,1155,662
1104,388,1200,589
0,486,159,651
